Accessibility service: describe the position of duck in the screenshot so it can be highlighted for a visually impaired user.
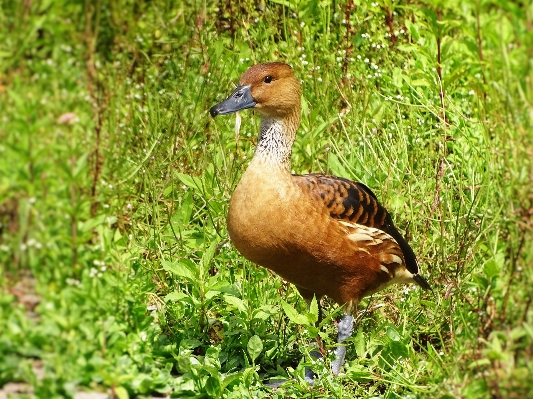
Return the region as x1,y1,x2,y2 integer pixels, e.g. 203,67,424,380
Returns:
209,62,430,383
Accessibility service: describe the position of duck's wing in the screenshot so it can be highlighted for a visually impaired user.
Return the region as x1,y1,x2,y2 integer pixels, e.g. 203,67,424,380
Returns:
293,173,430,290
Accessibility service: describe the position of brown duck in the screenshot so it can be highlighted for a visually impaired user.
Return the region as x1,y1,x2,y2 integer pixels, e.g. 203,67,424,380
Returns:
210,62,430,382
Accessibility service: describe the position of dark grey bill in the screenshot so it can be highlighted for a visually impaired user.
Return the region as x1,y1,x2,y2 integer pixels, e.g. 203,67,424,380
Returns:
210,85,256,117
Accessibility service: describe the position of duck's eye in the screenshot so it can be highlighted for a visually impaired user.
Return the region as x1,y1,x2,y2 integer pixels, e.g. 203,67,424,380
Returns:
264,75,273,83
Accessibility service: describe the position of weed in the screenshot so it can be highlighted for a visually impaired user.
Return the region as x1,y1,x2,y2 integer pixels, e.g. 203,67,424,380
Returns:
0,0,532,397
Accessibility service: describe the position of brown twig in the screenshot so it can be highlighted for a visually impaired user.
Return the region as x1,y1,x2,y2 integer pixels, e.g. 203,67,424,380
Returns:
385,7,396,44
341,0,356,88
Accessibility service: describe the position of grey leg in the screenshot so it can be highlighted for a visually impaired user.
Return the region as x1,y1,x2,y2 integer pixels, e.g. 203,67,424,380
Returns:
331,314,354,375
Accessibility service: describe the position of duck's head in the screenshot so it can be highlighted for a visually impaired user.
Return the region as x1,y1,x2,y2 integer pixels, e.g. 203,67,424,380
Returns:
210,62,301,119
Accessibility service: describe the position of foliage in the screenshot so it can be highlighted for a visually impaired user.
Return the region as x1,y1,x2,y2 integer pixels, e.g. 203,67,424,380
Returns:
0,0,532,397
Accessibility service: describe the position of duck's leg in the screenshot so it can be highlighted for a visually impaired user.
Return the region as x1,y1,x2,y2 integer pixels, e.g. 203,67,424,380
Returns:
331,313,354,375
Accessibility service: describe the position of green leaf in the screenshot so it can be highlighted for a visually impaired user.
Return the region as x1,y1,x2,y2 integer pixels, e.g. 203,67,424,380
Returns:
308,296,319,325
179,339,202,350
161,259,198,281
405,19,420,41
164,291,188,302
114,386,129,399
247,335,263,362
201,240,218,272
73,151,90,178
389,341,408,359
385,325,401,342
172,191,193,227
223,294,247,313
280,299,309,325
354,328,366,358
205,376,221,397
221,372,243,390
328,152,349,178
205,347,221,369
176,172,202,190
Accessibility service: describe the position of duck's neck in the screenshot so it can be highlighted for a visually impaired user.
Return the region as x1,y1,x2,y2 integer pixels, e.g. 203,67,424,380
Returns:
252,114,299,173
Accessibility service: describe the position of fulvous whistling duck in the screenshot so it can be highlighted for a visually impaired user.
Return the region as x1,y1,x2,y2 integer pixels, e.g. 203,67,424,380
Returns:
210,62,431,383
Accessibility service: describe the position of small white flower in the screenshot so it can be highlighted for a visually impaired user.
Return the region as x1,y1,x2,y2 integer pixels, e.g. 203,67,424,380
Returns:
364,58,369,63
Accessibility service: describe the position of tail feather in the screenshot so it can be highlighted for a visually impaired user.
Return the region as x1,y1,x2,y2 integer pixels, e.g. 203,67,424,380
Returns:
413,274,431,291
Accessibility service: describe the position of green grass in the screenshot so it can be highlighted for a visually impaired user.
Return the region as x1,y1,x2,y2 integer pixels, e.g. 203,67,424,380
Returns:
0,0,532,398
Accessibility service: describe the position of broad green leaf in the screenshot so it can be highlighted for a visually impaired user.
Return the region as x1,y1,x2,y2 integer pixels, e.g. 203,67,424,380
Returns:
179,339,202,350
221,372,243,390
385,325,401,342
247,335,263,362
205,347,221,369
161,259,198,281
205,376,221,397
223,294,247,313
354,328,366,358
280,299,309,325
114,386,129,399
172,191,193,227
389,341,408,359
164,291,188,302
176,172,202,190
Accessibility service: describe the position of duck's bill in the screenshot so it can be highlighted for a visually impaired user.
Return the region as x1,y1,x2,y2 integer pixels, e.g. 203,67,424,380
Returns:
210,85,256,117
